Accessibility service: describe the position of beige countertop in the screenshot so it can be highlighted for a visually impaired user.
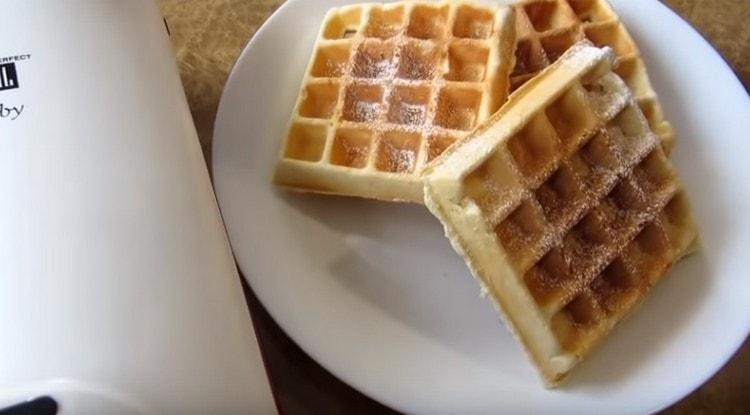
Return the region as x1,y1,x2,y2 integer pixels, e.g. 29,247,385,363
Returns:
156,0,749,413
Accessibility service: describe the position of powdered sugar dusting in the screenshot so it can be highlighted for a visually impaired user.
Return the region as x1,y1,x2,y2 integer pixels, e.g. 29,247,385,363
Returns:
379,139,417,173
350,100,381,122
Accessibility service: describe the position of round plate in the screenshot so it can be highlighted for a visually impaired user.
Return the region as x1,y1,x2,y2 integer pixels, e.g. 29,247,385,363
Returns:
213,1,750,413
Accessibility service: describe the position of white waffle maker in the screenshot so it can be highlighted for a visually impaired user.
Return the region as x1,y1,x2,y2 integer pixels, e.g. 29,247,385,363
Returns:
0,1,276,413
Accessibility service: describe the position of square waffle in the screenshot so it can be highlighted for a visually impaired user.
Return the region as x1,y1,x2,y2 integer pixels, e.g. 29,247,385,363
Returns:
273,1,515,202
423,42,699,386
511,0,675,153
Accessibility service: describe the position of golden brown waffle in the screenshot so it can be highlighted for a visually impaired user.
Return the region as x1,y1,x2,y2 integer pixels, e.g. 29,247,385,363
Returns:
424,42,699,386
273,1,515,202
511,0,675,153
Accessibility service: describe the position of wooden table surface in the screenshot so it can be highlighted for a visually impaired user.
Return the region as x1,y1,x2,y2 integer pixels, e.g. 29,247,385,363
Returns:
156,1,749,413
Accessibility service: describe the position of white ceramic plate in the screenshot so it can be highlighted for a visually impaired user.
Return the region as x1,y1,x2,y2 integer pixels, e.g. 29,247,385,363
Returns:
213,1,750,413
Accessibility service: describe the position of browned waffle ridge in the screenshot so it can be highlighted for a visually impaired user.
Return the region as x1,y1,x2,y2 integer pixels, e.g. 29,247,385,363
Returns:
512,0,675,154
424,41,699,386
274,1,516,202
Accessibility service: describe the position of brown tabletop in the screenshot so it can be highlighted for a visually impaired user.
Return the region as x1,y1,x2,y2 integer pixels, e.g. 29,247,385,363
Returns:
156,0,749,413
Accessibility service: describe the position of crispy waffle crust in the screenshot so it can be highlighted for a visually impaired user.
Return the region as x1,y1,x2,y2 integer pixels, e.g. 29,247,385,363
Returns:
512,0,675,153
273,1,516,202
423,42,699,386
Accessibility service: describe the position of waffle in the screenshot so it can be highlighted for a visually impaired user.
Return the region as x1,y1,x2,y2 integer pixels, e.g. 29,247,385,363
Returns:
423,42,699,386
511,0,675,154
273,1,516,202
